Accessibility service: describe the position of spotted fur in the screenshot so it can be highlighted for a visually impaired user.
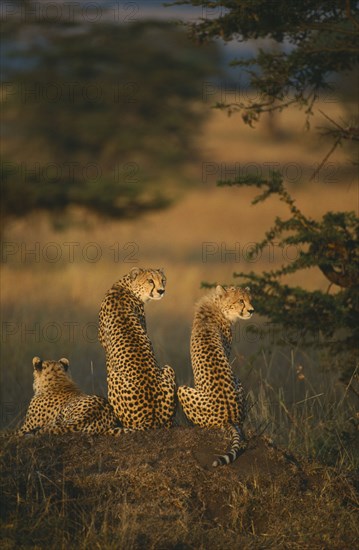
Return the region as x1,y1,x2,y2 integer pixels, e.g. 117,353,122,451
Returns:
178,285,254,467
98,267,176,429
16,357,125,436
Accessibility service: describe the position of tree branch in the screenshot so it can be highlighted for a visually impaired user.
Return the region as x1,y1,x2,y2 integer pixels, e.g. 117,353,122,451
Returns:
309,135,342,182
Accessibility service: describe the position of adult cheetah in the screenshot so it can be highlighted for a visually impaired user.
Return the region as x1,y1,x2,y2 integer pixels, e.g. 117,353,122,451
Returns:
178,285,254,466
98,267,176,429
16,357,126,436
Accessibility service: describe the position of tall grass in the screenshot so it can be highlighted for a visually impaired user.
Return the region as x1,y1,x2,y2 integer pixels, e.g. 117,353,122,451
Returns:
1,101,357,468
243,347,358,469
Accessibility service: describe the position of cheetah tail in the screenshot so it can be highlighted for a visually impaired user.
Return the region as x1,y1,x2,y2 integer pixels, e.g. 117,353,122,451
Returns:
105,427,134,437
212,424,247,467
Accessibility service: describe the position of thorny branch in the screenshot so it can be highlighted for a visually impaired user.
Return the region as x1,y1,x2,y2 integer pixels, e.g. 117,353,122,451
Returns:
310,110,359,181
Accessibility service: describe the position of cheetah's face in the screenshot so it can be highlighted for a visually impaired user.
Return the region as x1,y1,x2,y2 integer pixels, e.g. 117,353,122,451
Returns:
32,356,71,393
215,285,254,322
129,267,166,303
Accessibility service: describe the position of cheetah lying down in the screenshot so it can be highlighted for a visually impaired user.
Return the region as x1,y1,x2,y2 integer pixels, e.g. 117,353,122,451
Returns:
16,357,126,436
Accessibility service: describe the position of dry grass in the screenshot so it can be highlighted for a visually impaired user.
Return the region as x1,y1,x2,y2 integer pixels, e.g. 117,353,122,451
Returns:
1,430,358,549
1,99,358,547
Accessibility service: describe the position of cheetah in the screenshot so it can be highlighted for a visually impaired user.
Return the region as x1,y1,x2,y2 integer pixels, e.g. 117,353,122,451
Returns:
178,285,254,467
16,357,126,436
98,267,176,429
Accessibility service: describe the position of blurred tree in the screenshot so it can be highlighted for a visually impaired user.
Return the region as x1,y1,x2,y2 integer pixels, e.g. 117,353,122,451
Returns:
1,1,220,228
172,0,359,375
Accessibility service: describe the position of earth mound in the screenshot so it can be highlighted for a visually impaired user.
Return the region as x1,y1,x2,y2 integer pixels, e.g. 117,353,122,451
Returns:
1,427,358,548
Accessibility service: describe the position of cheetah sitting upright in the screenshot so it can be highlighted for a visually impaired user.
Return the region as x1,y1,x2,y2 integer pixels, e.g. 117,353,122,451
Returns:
98,267,176,429
16,357,126,436
178,285,254,467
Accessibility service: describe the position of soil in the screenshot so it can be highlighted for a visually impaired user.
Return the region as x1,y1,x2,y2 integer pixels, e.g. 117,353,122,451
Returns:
1,427,358,549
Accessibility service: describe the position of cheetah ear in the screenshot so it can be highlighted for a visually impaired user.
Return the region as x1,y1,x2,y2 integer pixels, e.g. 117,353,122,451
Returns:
129,267,142,280
59,358,70,371
215,285,226,296
32,356,43,371
158,267,165,274
244,286,251,295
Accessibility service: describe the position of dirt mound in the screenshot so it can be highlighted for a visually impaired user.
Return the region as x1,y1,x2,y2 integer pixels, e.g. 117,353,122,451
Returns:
1,427,358,549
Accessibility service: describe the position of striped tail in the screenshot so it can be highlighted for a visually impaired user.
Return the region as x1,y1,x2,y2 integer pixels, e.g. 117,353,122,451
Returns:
212,424,247,467
106,426,133,437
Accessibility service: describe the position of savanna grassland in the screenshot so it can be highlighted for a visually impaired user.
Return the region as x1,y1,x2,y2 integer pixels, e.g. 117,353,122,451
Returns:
1,100,358,548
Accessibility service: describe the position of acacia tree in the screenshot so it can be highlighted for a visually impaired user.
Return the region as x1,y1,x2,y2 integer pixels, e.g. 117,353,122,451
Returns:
171,1,358,119
171,0,359,380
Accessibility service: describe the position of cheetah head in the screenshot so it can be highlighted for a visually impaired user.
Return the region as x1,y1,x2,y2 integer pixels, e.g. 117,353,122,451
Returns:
215,285,254,322
128,267,166,302
32,356,71,393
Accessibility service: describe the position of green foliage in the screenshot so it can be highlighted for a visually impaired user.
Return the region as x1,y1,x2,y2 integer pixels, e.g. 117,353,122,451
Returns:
1,3,220,224
170,0,359,125
173,1,359,369
215,173,359,362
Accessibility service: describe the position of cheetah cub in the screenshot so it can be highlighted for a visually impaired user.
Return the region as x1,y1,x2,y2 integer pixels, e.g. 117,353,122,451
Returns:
178,285,254,466
16,357,126,436
98,267,176,429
